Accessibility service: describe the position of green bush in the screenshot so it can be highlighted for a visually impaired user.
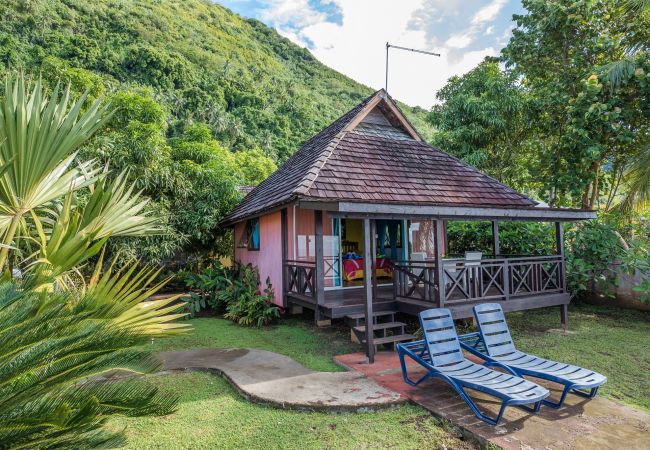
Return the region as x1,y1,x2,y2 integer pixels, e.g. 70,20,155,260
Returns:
184,263,234,314
221,263,281,327
566,218,650,301
184,262,282,325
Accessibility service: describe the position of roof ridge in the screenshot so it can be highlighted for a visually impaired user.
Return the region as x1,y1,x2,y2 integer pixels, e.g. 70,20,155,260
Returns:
295,129,348,196
294,90,383,196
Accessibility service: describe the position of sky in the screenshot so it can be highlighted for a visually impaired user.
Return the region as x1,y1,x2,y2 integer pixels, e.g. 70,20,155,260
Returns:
217,0,524,109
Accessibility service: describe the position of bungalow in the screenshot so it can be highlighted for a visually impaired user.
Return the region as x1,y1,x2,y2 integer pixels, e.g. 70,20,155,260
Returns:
220,90,596,362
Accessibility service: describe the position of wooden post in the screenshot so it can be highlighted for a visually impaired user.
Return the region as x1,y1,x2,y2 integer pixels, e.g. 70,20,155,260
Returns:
314,210,328,326
556,221,568,331
363,218,375,363
492,221,500,257
433,219,445,307
401,219,409,260
555,221,566,291
281,208,289,308
442,219,448,256
371,220,378,308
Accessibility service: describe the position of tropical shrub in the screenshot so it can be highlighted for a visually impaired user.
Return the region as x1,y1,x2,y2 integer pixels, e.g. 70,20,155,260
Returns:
183,262,234,316
0,73,191,447
566,218,650,301
224,274,280,327
220,263,281,327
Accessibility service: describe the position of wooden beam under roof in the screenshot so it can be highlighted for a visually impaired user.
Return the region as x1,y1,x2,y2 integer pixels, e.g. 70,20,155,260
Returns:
297,200,597,221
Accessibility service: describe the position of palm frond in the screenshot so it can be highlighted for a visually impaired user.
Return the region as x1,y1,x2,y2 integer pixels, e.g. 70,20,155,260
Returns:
614,145,650,213
0,279,183,448
80,170,165,238
600,58,637,89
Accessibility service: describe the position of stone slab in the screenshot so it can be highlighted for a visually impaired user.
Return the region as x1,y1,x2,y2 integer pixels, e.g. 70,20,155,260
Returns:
336,352,650,450
158,348,405,412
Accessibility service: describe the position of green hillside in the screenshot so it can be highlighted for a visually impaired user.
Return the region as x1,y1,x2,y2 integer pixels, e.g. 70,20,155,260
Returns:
0,0,434,262
0,0,432,162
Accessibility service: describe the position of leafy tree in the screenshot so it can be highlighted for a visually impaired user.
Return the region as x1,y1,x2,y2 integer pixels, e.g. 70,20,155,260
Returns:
235,148,277,185
502,0,640,207
428,60,532,189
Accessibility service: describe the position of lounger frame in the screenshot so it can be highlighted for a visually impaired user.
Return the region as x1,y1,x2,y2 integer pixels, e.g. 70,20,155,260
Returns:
459,303,607,409
397,308,548,426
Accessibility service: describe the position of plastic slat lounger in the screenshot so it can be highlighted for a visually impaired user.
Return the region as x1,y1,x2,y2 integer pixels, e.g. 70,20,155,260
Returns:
460,303,607,409
396,308,549,426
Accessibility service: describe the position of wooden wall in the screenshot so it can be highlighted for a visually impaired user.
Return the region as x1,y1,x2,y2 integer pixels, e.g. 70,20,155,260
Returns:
234,211,283,306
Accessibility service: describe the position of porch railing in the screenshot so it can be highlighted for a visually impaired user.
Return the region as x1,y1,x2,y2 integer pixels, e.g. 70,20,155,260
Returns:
392,255,564,305
285,259,316,300
392,260,437,302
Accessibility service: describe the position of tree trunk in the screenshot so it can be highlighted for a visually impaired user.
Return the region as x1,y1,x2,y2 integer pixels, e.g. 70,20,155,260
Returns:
588,161,601,209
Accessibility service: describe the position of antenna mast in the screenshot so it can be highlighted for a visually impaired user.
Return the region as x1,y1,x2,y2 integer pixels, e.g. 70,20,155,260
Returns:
385,42,441,93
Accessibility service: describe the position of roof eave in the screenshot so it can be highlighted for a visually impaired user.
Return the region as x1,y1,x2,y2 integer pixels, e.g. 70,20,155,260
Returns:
298,200,597,221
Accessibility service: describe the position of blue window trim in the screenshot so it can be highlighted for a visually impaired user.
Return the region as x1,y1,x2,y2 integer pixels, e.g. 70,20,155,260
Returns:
247,218,260,251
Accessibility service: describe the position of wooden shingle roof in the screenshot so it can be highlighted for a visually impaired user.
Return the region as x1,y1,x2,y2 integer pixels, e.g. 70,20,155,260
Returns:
221,90,537,225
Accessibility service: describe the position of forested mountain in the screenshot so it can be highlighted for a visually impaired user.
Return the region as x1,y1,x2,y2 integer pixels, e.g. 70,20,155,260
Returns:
0,0,432,161
0,0,432,262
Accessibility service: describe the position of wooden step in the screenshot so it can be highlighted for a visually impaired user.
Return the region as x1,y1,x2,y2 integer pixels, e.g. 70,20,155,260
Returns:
345,310,396,320
362,334,416,346
345,310,397,327
352,321,405,334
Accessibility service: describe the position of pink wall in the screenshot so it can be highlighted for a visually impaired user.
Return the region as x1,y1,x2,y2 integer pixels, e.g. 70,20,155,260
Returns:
234,211,284,306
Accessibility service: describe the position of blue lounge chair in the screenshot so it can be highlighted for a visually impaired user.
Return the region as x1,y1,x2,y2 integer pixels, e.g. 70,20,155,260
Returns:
460,303,607,409
396,308,549,426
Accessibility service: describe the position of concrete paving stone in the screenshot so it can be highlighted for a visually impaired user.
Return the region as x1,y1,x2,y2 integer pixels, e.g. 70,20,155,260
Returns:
158,348,406,412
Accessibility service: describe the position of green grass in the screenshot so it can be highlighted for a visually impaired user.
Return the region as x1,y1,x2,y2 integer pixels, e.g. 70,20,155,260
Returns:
111,372,470,450
149,314,361,372
498,303,650,412
120,314,472,449
115,304,648,448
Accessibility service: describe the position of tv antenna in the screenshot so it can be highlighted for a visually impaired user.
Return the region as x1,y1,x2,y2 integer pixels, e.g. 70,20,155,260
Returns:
385,42,441,94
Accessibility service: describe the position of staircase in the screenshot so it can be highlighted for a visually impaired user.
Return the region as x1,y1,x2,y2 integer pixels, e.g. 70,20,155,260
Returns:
345,310,415,350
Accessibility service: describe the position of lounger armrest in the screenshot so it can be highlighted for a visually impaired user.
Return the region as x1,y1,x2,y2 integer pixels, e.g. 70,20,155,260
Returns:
458,332,487,358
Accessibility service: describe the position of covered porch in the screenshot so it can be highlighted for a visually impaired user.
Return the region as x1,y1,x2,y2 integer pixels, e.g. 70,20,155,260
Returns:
283,202,595,362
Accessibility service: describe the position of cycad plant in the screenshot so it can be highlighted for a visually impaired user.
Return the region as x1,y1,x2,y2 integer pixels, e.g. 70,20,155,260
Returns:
0,263,187,448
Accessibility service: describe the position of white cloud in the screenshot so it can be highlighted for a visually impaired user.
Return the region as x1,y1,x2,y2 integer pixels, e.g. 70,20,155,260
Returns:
445,33,473,49
471,0,508,24
259,0,327,27
253,0,515,108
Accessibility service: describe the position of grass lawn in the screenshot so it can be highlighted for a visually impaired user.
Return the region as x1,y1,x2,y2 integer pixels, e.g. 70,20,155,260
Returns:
113,303,649,448
503,302,650,412
113,314,472,449
111,372,470,449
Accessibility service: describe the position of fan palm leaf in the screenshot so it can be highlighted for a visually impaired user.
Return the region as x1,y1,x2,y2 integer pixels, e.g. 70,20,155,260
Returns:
81,170,164,238
0,75,111,269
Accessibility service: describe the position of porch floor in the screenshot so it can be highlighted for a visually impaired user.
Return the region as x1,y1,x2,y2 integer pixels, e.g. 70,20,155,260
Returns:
288,285,569,320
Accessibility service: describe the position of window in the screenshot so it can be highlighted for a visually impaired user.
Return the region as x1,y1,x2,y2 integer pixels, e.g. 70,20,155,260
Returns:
241,218,260,251
248,218,260,250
